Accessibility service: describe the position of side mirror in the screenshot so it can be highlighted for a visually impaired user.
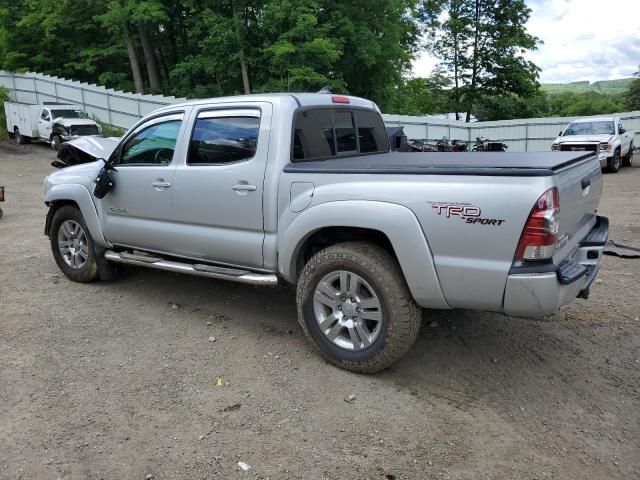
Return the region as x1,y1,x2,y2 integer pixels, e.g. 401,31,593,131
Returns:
619,127,625,134
558,131,563,136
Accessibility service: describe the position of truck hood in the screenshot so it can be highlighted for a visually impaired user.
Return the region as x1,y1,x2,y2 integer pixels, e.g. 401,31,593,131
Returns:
64,135,121,160
53,118,100,128
553,134,614,144
45,160,103,194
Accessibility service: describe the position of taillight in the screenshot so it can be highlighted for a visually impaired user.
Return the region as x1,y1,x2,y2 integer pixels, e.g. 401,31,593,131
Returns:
332,95,350,104
515,187,560,261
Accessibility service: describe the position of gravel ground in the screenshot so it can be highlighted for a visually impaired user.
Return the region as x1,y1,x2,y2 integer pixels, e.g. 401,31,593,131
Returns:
0,141,639,480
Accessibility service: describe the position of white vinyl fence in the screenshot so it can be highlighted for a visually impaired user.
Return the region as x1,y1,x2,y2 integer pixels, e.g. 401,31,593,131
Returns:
2,70,639,152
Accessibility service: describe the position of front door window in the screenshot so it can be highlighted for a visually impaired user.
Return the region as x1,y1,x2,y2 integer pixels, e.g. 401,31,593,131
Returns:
120,120,182,166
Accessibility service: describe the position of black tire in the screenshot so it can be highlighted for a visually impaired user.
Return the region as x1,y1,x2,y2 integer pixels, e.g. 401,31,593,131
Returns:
52,135,61,151
14,127,30,145
622,143,634,167
50,205,100,283
608,150,621,173
296,241,421,373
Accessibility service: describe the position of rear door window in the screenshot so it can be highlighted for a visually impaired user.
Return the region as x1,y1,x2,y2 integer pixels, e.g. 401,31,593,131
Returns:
188,113,260,165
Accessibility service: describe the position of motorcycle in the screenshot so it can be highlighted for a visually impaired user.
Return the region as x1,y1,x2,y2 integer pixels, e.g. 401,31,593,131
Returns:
451,139,468,152
472,136,508,152
436,136,453,152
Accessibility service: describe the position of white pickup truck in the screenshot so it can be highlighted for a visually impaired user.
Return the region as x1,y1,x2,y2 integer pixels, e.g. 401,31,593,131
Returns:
4,102,102,150
551,116,634,173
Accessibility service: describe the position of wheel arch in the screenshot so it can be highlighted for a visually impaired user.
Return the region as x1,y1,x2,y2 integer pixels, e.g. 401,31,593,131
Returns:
44,184,108,247
278,200,450,309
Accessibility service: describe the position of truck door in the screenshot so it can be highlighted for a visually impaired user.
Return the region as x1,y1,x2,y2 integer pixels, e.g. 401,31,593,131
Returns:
169,104,272,269
98,111,188,252
38,108,52,140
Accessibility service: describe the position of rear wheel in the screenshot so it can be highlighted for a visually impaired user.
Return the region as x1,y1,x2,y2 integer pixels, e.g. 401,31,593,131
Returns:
608,150,621,173
14,127,30,145
50,206,99,282
622,143,634,167
296,241,421,373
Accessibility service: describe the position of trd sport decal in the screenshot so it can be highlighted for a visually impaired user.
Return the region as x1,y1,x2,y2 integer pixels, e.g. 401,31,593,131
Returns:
429,202,506,226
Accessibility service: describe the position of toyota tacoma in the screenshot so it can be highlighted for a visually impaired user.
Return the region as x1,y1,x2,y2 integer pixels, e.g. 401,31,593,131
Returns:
43,92,608,372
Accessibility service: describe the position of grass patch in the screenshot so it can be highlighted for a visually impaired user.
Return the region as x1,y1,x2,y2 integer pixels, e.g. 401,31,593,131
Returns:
91,115,126,137
0,87,11,140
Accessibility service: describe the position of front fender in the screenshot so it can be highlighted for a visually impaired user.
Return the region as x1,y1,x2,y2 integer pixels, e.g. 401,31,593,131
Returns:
44,184,108,248
278,200,450,309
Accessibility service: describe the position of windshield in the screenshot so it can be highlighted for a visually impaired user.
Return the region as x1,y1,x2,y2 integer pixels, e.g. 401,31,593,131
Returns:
564,121,614,136
51,109,88,120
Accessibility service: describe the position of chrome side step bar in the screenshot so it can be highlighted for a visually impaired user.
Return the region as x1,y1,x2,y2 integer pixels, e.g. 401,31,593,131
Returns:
104,250,278,286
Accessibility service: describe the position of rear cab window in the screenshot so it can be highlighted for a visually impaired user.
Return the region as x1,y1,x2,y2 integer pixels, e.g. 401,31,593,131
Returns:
292,108,389,161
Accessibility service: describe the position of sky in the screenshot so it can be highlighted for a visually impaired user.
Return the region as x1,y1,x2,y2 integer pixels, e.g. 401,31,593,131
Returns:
412,0,640,84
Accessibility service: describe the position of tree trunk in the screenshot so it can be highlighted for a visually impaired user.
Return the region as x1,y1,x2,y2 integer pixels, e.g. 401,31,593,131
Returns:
453,32,460,121
466,0,480,123
138,24,162,92
124,25,144,94
231,0,251,94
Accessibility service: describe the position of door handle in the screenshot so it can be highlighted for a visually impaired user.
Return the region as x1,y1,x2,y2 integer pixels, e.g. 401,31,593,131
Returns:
151,181,171,189
232,184,257,192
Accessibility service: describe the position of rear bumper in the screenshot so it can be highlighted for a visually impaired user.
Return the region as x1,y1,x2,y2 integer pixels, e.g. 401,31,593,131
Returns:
503,216,608,317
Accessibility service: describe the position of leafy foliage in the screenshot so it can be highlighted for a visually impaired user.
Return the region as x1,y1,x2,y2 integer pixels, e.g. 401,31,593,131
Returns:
420,0,540,121
0,0,418,111
624,67,640,111
543,79,634,96
0,84,9,139
0,0,633,121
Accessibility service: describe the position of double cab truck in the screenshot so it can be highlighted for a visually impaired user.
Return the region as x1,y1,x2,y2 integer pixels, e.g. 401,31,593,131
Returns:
5,102,101,150
43,92,608,372
551,116,634,173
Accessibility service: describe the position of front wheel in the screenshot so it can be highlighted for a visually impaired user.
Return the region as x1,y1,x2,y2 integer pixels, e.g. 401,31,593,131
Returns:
296,242,421,373
51,135,62,151
608,150,621,173
50,206,99,282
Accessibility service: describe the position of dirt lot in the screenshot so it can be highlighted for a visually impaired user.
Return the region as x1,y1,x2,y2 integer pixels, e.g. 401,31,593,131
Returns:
0,141,639,480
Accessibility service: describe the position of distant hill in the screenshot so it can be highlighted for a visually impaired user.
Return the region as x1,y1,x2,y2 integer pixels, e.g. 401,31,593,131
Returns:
542,78,633,95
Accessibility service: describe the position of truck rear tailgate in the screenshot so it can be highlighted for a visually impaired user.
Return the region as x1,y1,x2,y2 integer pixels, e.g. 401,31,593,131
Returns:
551,154,603,263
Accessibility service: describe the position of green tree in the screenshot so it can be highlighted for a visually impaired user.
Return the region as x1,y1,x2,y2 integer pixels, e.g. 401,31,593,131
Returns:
0,0,420,108
624,66,640,111
387,70,452,115
421,0,540,121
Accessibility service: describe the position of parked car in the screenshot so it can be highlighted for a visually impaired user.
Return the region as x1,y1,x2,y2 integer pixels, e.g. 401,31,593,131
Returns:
551,117,634,173
42,92,608,373
4,102,101,150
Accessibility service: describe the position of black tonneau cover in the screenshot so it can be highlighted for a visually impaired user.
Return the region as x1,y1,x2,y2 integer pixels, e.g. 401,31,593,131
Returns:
284,151,595,177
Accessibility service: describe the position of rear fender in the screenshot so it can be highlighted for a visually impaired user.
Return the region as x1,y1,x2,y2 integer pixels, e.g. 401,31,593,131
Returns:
44,184,108,248
278,200,450,309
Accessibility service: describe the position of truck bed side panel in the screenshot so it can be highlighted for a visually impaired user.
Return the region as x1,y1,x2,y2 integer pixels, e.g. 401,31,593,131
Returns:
278,173,550,311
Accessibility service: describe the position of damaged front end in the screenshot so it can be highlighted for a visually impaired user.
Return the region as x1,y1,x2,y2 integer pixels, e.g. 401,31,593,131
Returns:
53,136,120,169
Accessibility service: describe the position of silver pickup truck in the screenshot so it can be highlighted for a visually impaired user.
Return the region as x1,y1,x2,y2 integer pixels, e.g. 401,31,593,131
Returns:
43,93,608,372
